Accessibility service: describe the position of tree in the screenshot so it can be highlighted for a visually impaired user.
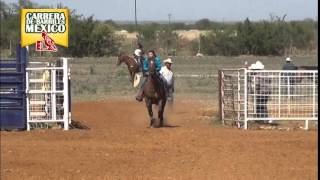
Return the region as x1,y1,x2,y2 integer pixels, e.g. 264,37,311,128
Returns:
237,18,255,54
90,23,120,56
195,18,211,29
201,29,240,56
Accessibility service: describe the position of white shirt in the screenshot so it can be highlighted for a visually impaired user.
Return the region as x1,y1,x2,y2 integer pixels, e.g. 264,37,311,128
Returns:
160,66,173,85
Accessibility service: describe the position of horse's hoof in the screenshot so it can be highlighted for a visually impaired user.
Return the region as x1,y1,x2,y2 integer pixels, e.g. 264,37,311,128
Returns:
135,96,143,102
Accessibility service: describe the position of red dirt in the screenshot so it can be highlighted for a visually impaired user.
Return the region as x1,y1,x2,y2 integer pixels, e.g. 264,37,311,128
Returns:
1,100,317,179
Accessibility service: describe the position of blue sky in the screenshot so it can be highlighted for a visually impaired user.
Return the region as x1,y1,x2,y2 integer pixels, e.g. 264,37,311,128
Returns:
5,0,318,21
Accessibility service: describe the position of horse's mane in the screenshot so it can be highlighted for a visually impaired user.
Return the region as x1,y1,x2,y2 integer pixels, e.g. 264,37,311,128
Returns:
118,52,126,57
118,53,132,61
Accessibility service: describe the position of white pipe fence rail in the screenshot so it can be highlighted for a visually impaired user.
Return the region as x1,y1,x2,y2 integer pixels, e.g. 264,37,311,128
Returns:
219,68,318,130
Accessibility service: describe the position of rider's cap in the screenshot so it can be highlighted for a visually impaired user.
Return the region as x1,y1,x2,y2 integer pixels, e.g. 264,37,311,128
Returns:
163,58,173,64
134,49,142,56
286,57,292,62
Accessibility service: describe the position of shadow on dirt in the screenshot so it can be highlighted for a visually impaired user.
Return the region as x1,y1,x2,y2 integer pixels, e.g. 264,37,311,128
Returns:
161,124,180,128
70,119,90,130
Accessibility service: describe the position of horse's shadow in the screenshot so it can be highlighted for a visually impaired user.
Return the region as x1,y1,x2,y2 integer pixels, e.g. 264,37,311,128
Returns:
148,124,180,129
161,124,180,128
149,119,180,128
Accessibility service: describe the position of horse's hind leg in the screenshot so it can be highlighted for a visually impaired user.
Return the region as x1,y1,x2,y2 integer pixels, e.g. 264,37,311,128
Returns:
158,100,166,127
145,99,154,128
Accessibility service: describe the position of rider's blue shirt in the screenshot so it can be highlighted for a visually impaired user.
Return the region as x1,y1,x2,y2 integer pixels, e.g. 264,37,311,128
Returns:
143,56,162,72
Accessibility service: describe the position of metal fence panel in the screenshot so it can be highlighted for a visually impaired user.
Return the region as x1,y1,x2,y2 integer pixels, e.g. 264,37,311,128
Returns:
219,69,246,127
0,45,27,130
219,69,318,129
26,58,70,130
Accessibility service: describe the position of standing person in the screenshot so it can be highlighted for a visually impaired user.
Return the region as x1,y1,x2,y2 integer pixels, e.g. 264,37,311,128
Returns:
248,61,272,123
244,61,249,69
282,57,297,70
135,50,162,102
282,57,297,95
160,58,174,102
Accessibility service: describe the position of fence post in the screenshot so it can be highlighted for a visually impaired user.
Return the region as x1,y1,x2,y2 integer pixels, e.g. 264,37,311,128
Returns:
237,70,241,128
312,72,316,119
62,58,69,130
304,120,309,130
52,69,57,123
253,75,256,115
68,65,72,124
278,73,281,119
244,69,248,130
26,71,30,131
287,76,291,114
218,70,225,125
20,46,27,130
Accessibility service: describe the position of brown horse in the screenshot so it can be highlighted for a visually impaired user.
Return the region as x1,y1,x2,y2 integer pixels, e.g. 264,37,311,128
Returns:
295,66,318,84
117,54,141,84
144,59,167,128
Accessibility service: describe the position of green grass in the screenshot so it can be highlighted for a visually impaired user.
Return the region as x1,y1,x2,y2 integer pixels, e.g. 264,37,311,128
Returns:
66,55,317,102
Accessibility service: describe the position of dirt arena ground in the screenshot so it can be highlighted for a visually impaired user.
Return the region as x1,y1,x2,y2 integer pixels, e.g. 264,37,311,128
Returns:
1,100,317,180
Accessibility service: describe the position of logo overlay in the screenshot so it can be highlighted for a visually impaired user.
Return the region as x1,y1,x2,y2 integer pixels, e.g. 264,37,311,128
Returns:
21,9,69,52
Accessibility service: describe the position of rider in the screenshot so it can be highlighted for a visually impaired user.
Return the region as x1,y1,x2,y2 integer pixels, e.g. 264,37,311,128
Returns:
160,58,174,101
133,43,145,71
133,49,143,71
135,50,162,102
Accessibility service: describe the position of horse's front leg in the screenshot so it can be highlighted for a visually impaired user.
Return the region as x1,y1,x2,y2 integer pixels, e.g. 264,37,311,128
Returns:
158,99,166,127
127,67,133,83
145,99,154,128
131,72,135,84
129,70,133,83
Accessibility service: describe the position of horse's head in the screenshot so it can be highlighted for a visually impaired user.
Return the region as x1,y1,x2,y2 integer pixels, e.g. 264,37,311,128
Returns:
146,50,157,76
117,53,129,66
116,54,124,66
148,59,157,76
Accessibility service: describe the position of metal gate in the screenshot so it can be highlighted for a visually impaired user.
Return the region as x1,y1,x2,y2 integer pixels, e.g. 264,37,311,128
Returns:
219,68,318,129
0,46,27,130
218,69,246,128
26,58,71,130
